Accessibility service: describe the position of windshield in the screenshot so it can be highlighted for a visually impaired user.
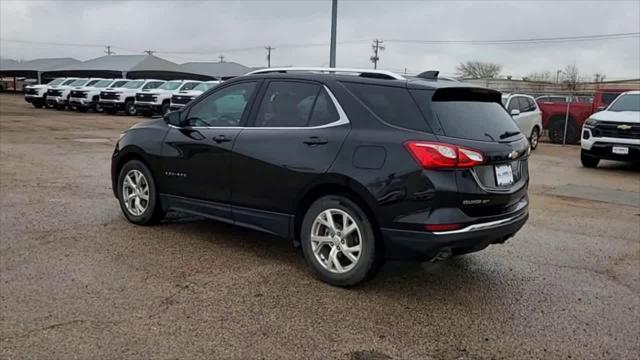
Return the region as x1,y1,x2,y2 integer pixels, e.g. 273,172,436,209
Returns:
110,80,128,88
412,89,521,142
92,80,112,88
48,78,65,86
193,82,218,92
62,79,76,86
86,80,100,87
607,94,640,112
180,82,201,91
70,79,89,87
122,81,144,89
158,81,182,91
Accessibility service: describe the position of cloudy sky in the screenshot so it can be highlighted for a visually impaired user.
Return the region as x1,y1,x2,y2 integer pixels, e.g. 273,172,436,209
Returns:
1,0,639,80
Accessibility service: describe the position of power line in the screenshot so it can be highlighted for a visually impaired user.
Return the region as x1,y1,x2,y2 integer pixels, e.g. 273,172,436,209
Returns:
385,32,640,45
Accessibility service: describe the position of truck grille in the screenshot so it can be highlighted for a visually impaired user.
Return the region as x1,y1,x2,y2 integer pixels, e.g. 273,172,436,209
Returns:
47,89,63,97
100,92,119,100
171,94,194,105
592,121,640,139
70,90,87,98
136,93,157,102
25,88,40,95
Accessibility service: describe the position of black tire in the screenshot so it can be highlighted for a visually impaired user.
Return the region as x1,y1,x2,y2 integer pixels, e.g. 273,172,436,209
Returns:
300,195,379,287
125,100,137,116
529,127,540,150
161,102,170,116
581,150,599,168
116,160,165,225
548,117,579,144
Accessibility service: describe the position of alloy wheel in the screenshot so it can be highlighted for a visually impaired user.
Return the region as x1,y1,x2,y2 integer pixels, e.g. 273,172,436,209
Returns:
310,209,362,273
122,169,150,216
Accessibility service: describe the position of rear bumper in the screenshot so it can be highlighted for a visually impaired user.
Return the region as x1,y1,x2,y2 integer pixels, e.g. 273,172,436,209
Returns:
382,208,528,260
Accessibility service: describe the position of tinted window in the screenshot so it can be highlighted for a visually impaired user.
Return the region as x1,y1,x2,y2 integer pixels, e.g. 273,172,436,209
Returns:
187,81,257,127
601,92,624,106
255,81,320,127
507,97,519,112
412,89,521,142
344,83,429,132
309,90,339,127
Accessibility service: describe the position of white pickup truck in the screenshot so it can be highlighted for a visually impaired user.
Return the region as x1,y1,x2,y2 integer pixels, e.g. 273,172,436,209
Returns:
135,80,202,116
46,78,106,110
99,79,165,116
169,80,221,112
24,78,77,108
69,79,128,112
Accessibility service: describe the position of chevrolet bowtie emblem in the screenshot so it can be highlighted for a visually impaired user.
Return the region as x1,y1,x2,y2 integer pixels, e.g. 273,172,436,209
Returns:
617,124,632,130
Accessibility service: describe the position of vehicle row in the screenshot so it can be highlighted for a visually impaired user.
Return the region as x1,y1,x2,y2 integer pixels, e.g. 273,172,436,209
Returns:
24,78,220,117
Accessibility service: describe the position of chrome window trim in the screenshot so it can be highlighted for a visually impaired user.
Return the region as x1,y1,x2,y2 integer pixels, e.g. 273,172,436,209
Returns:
169,85,350,130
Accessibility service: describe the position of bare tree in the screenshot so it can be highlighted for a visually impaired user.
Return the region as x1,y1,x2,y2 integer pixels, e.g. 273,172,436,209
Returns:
455,61,502,79
561,64,580,89
594,73,606,83
526,71,553,82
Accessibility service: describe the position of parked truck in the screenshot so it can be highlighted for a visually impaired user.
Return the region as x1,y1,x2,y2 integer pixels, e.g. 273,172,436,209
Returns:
537,88,637,144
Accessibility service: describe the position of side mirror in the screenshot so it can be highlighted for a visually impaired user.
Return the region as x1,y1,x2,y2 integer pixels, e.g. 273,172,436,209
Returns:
597,105,606,111
510,109,521,117
164,111,181,126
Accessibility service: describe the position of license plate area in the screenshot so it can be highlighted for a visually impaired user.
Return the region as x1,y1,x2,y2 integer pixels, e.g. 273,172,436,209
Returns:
495,164,514,186
612,146,629,155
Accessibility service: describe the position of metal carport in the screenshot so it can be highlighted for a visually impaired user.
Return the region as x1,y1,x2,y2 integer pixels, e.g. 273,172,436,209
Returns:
179,61,255,80
0,57,82,85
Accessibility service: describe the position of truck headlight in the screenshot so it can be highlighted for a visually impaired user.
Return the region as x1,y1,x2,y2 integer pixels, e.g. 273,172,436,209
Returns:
584,118,598,127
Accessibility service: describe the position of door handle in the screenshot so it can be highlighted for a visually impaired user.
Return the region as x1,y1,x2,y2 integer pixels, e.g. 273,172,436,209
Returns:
213,134,232,143
303,136,328,146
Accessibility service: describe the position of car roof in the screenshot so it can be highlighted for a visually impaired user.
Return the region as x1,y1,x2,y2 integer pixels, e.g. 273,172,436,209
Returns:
620,90,640,95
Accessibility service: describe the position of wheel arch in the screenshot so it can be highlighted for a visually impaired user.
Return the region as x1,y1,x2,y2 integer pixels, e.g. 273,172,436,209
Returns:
111,146,155,198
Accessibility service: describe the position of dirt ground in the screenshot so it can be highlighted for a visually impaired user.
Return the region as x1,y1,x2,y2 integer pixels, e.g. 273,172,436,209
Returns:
1,93,639,359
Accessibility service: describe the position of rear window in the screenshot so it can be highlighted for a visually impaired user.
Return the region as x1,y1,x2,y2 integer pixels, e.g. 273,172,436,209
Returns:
412,88,521,142
343,83,429,132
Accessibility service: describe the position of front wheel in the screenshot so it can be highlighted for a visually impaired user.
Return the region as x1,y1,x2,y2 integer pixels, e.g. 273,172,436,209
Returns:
125,100,137,116
300,195,379,287
581,150,600,168
117,160,165,225
161,102,170,116
529,127,540,150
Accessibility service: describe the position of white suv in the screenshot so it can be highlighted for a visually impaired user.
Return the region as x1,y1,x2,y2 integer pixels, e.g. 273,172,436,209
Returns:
24,78,78,108
46,78,106,110
69,79,128,112
135,80,202,117
581,91,640,167
502,94,543,150
170,80,220,111
99,79,165,116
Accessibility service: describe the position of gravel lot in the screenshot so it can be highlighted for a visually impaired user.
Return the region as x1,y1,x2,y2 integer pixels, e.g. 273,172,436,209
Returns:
1,93,639,359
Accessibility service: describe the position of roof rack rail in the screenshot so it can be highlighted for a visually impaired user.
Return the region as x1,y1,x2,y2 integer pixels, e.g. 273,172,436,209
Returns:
416,70,439,80
246,67,406,80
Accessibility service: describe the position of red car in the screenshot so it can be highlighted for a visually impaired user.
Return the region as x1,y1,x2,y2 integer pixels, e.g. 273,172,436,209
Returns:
536,88,637,144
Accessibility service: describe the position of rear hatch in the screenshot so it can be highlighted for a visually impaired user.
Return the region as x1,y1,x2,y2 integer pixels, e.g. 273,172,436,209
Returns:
410,86,529,219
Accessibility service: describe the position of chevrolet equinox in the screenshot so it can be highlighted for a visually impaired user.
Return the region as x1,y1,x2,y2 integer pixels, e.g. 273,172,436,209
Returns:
111,68,530,286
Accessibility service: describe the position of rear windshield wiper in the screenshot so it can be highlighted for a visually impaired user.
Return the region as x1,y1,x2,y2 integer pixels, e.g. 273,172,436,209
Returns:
499,131,520,139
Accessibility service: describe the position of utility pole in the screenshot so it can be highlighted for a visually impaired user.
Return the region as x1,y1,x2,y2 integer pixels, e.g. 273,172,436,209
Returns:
105,45,115,56
556,69,562,83
265,46,275,68
144,50,155,56
329,0,337,68
218,55,225,63
370,39,385,69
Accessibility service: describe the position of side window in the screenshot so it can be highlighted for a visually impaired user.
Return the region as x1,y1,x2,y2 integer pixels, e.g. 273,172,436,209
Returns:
308,89,339,127
187,81,257,127
517,97,530,112
527,98,537,111
143,81,164,90
344,82,428,132
255,81,320,127
507,97,519,112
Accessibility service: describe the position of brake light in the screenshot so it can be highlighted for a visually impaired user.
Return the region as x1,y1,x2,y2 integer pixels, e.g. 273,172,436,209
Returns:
425,223,462,232
404,141,484,168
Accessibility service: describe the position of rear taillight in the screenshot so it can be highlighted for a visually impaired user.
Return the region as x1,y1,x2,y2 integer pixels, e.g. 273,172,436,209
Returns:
404,141,484,169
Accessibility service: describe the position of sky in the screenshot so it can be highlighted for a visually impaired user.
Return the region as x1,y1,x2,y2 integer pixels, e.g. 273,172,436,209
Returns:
1,0,639,80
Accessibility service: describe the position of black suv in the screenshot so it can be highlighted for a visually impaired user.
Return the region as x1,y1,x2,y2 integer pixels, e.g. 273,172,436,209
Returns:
111,68,529,286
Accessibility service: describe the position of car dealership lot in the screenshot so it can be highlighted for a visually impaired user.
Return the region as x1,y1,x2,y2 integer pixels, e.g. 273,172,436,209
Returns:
0,93,638,359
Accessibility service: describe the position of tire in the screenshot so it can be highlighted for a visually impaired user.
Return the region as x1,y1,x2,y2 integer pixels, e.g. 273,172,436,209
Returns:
548,117,578,144
529,127,540,150
125,100,137,116
161,102,170,116
581,150,599,168
300,195,379,287
116,160,165,225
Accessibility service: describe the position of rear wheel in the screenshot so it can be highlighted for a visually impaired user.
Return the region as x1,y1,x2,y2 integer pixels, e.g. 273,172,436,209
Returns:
581,150,599,168
548,117,578,144
125,100,137,116
529,127,540,150
300,195,379,287
117,160,165,225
